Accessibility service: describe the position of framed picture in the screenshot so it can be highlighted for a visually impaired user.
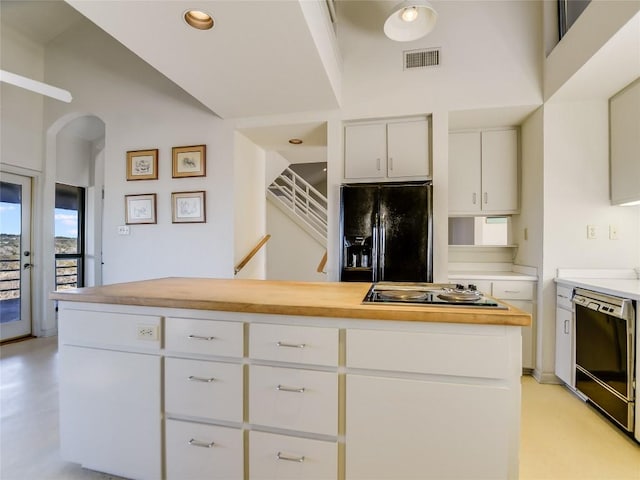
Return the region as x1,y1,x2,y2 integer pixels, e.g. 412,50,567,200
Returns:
125,194,157,224
171,191,206,223
126,149,158,180
172,144,206,178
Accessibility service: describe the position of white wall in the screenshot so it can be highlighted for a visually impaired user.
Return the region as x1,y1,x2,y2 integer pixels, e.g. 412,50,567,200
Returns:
538,101,640,381
56,132,91,187
266,202,326,282
234,132,267,279
0,25,45,172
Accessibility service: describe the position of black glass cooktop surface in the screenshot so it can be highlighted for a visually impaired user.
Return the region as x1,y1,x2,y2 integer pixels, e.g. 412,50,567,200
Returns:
362,283,508,309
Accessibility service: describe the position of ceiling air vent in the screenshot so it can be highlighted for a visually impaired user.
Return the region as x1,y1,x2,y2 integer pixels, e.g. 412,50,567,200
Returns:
404,48,440,70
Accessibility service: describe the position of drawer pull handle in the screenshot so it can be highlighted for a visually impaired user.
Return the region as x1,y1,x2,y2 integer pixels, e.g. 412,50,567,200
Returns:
188,335,216,341
503,290,521,294
276,384,305,393
277,452,305,463
276,341,306,349
188,438,215,448
188,375,216,383
564,319,569,335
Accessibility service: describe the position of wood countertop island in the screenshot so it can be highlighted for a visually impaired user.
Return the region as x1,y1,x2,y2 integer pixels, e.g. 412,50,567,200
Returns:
54,277,526,480
50,277,530,326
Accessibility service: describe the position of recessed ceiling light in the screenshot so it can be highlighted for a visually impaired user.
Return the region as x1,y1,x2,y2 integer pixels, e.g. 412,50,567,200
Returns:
184,10,214,30
288,138,303,145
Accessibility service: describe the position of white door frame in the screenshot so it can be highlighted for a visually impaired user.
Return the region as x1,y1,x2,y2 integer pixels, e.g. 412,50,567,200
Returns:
0,171,33,341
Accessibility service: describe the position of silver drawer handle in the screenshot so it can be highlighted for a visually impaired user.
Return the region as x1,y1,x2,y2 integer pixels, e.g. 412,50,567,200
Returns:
276,341,305,349
277,452,305,463
188,334,216,341
558,294,569,299
503,290,521,294
188,438,215,448
188,375,216,383
276,384,305,393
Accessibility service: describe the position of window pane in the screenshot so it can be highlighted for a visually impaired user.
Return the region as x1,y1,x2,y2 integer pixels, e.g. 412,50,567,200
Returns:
55,208,78,254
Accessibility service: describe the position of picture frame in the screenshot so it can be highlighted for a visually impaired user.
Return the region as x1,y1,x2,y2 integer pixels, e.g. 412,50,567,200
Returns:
125,194,157,224
171,191,206,223
172,144,206,178
126,149,158,181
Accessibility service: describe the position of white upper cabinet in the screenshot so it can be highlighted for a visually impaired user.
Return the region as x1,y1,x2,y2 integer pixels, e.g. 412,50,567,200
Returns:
344,119,430,180
610,79,640,206
448,129,519,215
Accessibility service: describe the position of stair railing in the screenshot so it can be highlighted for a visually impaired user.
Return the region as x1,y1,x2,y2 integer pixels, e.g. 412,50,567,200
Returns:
267,167,327,238
234,234,271,275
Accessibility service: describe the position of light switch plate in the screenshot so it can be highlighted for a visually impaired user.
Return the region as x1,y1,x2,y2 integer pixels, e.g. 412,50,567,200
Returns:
117,225,130,235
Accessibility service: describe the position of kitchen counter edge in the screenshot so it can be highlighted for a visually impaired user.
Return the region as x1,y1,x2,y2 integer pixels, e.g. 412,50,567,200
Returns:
50,277,531,327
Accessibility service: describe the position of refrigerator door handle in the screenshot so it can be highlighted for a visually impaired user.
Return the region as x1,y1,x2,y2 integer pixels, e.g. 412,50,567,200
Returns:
379,216,386,280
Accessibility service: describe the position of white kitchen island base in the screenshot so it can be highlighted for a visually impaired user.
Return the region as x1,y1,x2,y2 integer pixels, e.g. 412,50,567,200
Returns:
57,301,522,480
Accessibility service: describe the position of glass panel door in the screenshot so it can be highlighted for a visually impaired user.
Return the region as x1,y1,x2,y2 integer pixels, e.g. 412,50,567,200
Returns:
0,173,32,341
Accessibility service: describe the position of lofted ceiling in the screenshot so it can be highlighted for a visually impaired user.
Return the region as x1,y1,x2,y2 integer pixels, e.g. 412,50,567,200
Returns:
64,0,341,119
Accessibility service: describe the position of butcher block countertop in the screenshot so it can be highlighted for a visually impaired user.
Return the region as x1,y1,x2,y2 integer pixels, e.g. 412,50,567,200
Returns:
50,277,531,326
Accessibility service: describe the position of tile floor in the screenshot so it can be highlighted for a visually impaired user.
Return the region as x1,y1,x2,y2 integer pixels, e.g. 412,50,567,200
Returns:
1,336,639,479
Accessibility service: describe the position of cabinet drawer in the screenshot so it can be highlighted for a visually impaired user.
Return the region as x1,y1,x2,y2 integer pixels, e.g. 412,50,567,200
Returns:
165,419,243,480
165,317,243,357
249,365,338,436
250,323,338,366
165,358,242,422
347,328,509,379
249,430,337,480
492,281,534,300
556,286,573,310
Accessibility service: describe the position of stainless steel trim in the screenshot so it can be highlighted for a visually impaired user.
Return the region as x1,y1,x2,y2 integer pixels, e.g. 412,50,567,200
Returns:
277,452,305,463
187,334,216,341
276,384,305,393
188,438,215,448
576,365,630,403
276,341,306,349
379,216,386,280
188,375,215,383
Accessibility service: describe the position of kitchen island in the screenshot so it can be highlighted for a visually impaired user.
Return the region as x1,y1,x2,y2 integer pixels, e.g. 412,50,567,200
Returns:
51,278,530,480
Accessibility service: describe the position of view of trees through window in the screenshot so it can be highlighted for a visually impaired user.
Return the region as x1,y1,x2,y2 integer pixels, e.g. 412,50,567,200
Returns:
55,183,85,290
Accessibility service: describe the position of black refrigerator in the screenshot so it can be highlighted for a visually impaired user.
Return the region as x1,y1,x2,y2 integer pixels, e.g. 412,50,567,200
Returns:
340,181,433,282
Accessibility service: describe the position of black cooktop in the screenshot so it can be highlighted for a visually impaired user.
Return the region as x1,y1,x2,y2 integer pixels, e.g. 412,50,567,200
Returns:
362,283,508,309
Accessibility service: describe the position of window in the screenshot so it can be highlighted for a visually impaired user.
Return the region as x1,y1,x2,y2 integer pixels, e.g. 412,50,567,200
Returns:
558,0,591,40
55,184,85,290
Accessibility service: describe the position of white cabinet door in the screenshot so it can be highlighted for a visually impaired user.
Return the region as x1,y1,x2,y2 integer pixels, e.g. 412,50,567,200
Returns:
508,300,534,370
249,431,337,480
344,123,386,179
610,79,640,205
387,120,429,178
166,420,243,480
249,365,338,436
448,131,482,213
59,346,161,480
481,129,518,214
555,306,574,387
346,374,512,479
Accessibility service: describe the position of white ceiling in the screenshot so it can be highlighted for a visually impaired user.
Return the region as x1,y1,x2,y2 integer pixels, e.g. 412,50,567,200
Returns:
65,0,340,119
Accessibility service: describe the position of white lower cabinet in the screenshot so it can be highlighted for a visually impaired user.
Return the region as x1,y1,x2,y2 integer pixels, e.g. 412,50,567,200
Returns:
346,374,511,480
166,419,243,479
249,365,338,436
555,285,575,387
449,277,537,370
59,304,521,480
249,431,337,480
165,357,243,422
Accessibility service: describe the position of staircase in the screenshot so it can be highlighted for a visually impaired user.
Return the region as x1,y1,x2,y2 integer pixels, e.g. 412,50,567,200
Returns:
267,167,327,247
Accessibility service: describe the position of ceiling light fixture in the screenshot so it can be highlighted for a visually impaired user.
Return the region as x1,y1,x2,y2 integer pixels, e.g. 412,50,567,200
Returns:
288,138,303,145
384,0,438,42
183,10,214,30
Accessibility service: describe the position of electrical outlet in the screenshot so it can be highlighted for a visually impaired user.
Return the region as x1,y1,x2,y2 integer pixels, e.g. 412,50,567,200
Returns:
609,225,619,240
587,225,597,240
136,324,159,341
118,225,130,235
